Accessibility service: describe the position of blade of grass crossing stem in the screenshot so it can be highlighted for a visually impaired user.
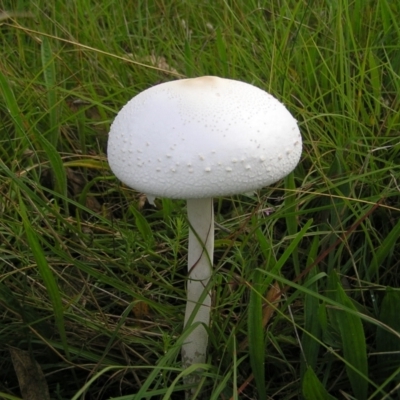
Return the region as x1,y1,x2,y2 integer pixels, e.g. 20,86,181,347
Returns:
210,367,233,400
333,271,368,400
248,267,266,400
135,323,201,399
0,69,28,151
284,172,300,276
302,366,337,400
17,190,70,360
162,364,211,400
41,36,59,148
300,236,321,380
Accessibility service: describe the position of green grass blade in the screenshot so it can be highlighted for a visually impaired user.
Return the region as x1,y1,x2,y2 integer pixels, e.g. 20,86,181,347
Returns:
162,363,212,400
0,282,50,337
284,172,300,275
184,39,194,77
17,190,70,360
0,69,27,151
254,220,276,270
249,219,313,398
367,49,381,119
300,236,321,379
34,132,68,212
129,204,155,247
134,324,201,399
41,36,59,147
334,276,368,400
0,392,23,400
216,27,228,77
302,366,337,400
368,218,400,279
248,268,266,400
325,151,350,272
376,288,400,375
263,218,313,289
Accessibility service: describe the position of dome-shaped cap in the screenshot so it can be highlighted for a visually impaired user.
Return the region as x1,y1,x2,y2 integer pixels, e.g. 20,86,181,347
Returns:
107,76,302,199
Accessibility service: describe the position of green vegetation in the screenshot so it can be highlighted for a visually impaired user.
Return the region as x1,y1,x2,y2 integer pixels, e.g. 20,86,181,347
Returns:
1,0,400,398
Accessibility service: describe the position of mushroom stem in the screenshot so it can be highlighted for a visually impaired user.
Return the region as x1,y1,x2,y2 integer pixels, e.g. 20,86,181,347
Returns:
182,197,214,379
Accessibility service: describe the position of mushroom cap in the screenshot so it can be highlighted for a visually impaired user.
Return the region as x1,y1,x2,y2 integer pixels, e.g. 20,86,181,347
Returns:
107,76,302,199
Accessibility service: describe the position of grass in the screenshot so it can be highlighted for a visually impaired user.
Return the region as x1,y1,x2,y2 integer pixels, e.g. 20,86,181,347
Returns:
0,0,400,398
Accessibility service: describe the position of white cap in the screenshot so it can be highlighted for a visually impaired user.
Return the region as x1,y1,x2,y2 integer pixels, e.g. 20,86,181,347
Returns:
107,76,302,199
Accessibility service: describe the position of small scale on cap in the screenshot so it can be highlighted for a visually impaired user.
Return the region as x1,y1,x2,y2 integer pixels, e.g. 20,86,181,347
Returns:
108,76,302,199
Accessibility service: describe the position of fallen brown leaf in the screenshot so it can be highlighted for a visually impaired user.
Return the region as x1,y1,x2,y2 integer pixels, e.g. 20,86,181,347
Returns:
9,347,51,400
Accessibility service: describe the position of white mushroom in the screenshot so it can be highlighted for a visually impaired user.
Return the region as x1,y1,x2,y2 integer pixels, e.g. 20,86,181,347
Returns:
107,76,302,393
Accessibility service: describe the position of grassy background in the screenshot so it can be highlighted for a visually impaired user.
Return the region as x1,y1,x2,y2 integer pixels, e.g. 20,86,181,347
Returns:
1,0,400,399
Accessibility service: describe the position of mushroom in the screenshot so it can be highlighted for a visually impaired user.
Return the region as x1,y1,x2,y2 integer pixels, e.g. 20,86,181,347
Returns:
107,76,302,392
